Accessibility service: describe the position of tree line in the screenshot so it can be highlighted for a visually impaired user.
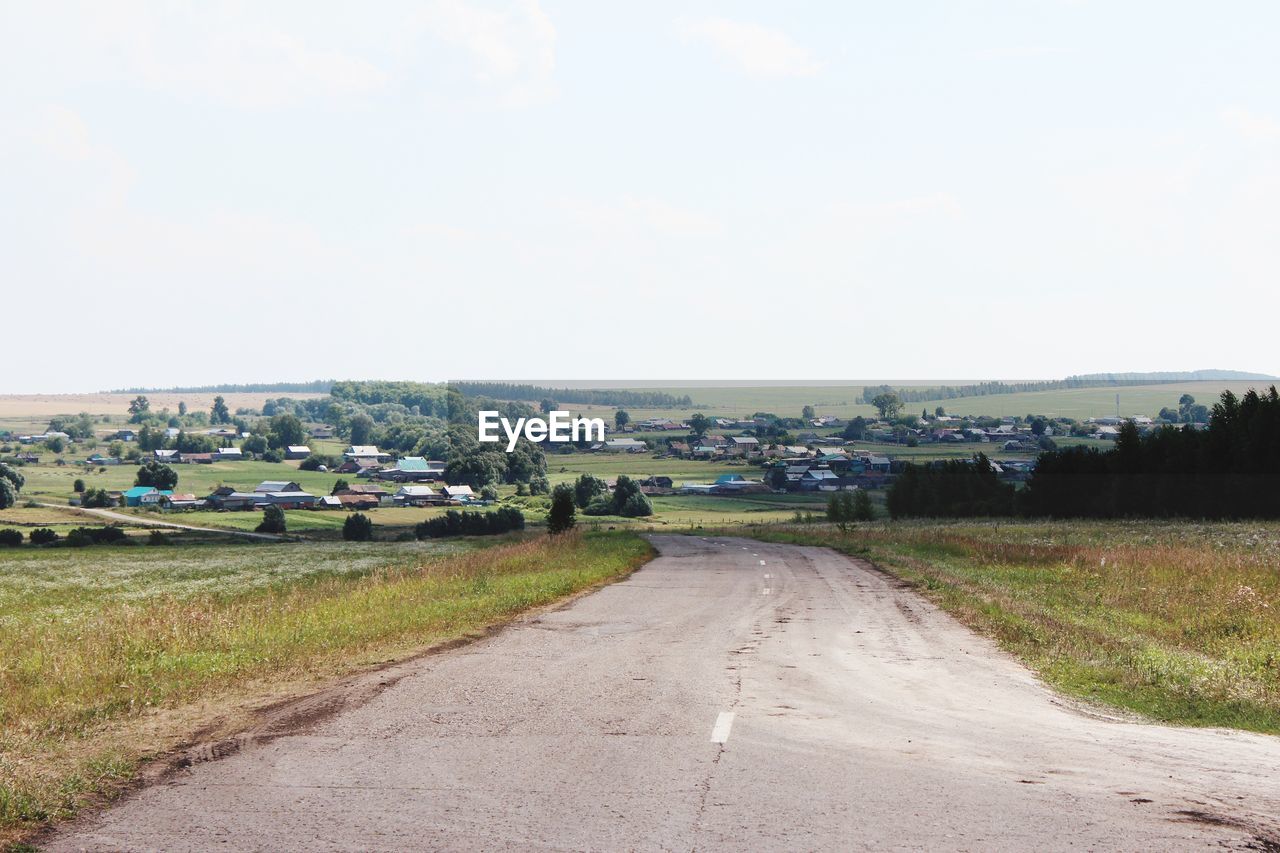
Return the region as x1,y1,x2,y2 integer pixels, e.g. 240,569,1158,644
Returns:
887,388,1280,519
860,377,1183,405
447,382,693,409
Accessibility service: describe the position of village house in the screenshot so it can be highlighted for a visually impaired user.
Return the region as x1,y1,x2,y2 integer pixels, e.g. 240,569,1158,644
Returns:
255,481,302,493
162,493,203,510
338,484,391,499
441,485,476,502
376,457,445,482
602,438,648,453
215,447,243,461
285,445,311,460
393,485,442,507
343,445,392,462
122,486,160,507
336,493,380,510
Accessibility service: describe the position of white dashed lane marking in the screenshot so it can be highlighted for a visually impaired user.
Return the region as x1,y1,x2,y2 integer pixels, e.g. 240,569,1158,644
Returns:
711,712,735,743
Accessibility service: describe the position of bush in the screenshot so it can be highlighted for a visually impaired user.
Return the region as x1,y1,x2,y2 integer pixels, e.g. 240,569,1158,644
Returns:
65,526,129,547
0,529,23,547
29,528,58,545
0,479,15,511
256,504,287,534
261,449,284,463
619,492,653,518
580,475,652,517
343,513,374,541
582,497,614,516
415,507,526,539
573,474,606,508
480,484,500,502
73,478,86,493
528,475,550,496
147,530,171,546
300,454,339,472
80,487,113,508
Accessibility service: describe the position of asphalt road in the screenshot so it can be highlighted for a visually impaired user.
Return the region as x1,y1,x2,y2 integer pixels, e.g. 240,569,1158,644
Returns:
48,535,1280,851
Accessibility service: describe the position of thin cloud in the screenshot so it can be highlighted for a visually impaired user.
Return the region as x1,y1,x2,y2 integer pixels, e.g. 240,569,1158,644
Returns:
412,0,557,106
675,15,820,78
1221,107,1280,142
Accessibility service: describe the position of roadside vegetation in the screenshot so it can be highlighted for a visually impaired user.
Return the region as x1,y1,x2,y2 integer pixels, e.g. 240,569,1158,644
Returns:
0,531,653,843
738,520,1280,735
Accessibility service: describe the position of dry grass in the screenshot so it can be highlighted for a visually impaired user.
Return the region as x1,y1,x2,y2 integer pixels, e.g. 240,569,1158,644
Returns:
0,531,653,843
739,520,1280,734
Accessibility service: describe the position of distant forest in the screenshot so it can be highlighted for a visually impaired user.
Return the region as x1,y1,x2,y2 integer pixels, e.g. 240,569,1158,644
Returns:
448,383,693,409
108,380,692,410
109,380,334,394
862,371,1274,406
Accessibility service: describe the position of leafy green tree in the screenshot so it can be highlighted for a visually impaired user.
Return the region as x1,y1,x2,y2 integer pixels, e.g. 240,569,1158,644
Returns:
871,393,902,420
268,413,306,449
689,413,711,436
210,395,231,424
0,462,25,492
45,436,66,454
178,401,188,417
331,479,350,495
802,405,815,420
128,395,150,417
0,479,15,511
841,416,868,441
242,434,268,455
547,484,576,534
615,410,630,430
540,398,558,414
135,461,178,490
256,504,287,534
935,406,946,418
612,475,653,517
343,512,374,541
73,478,86,493
528,475,550,495
0,529,22,547
348,413,375,446
481,484,500,501
573,474,606,508
852,489,874,521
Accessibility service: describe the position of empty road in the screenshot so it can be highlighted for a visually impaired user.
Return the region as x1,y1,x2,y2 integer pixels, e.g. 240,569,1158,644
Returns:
49,535,1280,850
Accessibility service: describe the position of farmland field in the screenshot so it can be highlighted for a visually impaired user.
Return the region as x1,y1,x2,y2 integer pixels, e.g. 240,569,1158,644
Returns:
0,531,653,842
538,380,1270,422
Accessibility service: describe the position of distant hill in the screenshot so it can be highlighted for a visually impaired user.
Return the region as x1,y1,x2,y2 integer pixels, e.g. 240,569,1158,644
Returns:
1067,370,1277,382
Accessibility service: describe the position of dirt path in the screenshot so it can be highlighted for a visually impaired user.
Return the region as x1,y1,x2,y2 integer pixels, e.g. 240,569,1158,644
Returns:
40,503,284,541
44,535,1280,850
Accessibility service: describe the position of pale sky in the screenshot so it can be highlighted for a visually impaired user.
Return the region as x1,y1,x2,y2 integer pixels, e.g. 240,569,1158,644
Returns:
3,1,1279,393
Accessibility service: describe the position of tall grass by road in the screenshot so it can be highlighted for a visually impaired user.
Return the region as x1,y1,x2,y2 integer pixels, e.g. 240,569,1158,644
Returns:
0,531,653,843
741,521,1280,734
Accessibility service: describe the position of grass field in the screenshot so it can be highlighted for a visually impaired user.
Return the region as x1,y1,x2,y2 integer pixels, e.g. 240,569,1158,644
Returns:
0,531,653,843
738,520,1280,734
